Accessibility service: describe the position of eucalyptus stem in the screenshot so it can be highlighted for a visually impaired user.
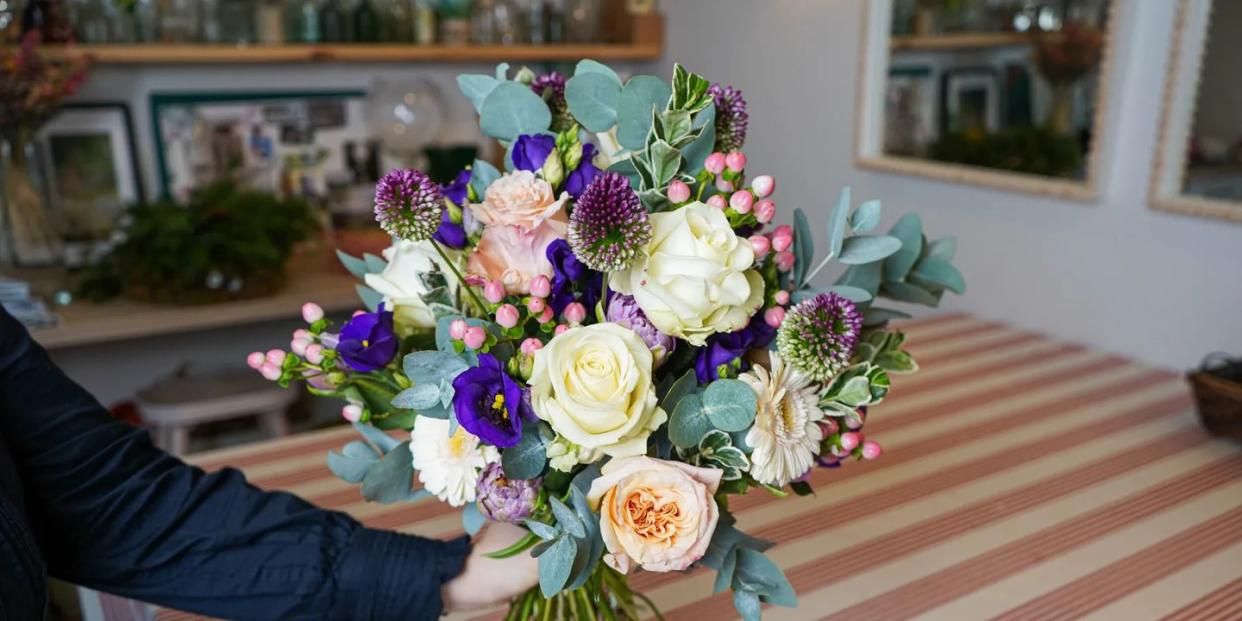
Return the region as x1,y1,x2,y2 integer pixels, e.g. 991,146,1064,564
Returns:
430,239,487,313
800,252,836,288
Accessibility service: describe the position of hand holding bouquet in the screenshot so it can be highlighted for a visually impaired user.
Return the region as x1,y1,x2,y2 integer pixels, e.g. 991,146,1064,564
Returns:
252,60,964,620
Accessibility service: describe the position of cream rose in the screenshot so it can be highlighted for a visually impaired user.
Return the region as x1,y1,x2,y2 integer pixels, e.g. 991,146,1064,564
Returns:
610,202,765,346
587,456,722,574
470,170,567,232
528,323,666,468
364,239,461,333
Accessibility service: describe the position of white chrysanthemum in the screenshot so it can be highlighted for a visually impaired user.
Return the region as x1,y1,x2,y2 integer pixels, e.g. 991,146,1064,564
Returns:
740,352,826,487
410,417,499,507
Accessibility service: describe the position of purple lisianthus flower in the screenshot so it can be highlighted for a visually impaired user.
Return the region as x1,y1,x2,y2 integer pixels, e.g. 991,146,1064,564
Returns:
512,134,556,172
476,462,540,523
545,239,602,314
433,169,471,249
451,353,532,448
337,304,399,372
694,314,777,383
564,143,602,198
442,168,471,206
606,293,674,366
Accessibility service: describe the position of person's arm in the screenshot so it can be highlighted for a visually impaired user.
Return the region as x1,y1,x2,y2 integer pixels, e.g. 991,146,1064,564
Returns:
0,308,468,621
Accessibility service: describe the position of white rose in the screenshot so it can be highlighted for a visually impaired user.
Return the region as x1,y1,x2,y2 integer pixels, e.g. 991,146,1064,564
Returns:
610,202,765,346
529,323,667,469
364,239,460,333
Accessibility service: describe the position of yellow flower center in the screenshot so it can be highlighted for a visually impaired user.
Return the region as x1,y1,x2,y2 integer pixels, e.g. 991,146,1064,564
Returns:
362,339,370,347
446,427,470,458
491,393,509,420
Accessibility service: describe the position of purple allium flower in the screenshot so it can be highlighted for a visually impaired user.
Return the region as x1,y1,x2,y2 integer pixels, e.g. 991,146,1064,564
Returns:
337,304,399,372
606,293,676,366
512,134,556,172
374,169,444,242
568,171,652,272
451,353,532,448
475,462,540,523
564,143,601,199
776,293,863,382
545,239,602,314
532,72,572,133
708,84,749,153
695,313,776,383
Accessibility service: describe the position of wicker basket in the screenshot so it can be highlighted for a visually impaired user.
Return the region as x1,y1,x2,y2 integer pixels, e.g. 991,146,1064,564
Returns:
1188,353,1242,441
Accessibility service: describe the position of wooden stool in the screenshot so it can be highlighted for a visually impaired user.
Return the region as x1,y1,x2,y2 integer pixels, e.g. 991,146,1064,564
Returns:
136,368,298,456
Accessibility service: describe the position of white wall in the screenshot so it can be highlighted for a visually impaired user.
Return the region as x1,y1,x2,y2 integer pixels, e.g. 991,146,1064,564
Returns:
658,0,1242,371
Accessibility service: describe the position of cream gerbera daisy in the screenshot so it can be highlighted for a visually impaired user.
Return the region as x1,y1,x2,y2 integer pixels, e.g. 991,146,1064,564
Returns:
410,417,499,507
740,352,826,487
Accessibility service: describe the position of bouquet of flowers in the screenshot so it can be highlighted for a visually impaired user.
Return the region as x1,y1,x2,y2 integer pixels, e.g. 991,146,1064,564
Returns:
250,60,964,620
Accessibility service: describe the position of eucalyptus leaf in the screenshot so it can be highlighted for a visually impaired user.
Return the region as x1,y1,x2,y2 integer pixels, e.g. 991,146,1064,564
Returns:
462,501,486,535
792,208,815,287
850,199,882,232
391,383,442,411
881,281,940,306
837,235,903,265
926,236,957,262
565,72,622,132
573,58,622,85
570,463,602,496
883,213,924,281
681,105,716,174
910,257,966,294
327,440,379,483
607,158,640,188
353,421,401,454
360,441,417,504
502,424,547,480
549,496,585,539
336,249,372,280
733,590,761,621
470,159,501,198
356,285,383,312
669,392,712,448
526,519,560,541
480,82,552,141
791,285,874,305
403,350,470,386
714,547,739,594
659,369,697,412
733,548,797,607
702,379,757,432
835,262,883,297
827,186,853,259
538,536,577,597
361,252,388,274
457,74,500,114
617,75,673,150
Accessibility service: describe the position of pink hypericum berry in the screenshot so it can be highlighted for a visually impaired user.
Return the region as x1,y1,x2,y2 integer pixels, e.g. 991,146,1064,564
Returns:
704,152,727,175
774,290,790,305
667,180,691,203
246,352,266,370
341,404,363,422
764,307,786,328
495,304,520,329
730,190,754,213
772,225,794,252
861,441,883,460
301,302,324,323
290,338,309,357
715,177,735,193
463,326,488,350
839,432,861,452
529,275,552,299
751,175,775,198
725,151,747,173
749,235,771,258
260,362,282,381
449,319,469,340
538,307,555,324
563,302,587,324
775,251,796,272
755,199,776,223
820,418,840,437
555,324,571,335
483,280,505,304
707,194,728,210
266,349,286,366
293,328,311,341
305,344,325,365
527,297,547,314
520,338,544,355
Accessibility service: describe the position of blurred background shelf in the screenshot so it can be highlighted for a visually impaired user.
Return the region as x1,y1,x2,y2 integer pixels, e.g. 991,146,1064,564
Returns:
44,42,664,64
890,31,1058,51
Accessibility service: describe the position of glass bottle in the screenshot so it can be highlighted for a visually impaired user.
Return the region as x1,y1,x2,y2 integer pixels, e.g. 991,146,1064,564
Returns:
131,0,158,42
563,0,598,43
351,0,378,42
70,0,110,43
524,0,544,45
157,0,201,42
412,0,435,44
286,0,319,43
379,0,411,42
318,0,345,42
216,0,254,43
199,0,222,42
471,0,495,44
255,0,284,43
544,0,564,43
492,0,524,45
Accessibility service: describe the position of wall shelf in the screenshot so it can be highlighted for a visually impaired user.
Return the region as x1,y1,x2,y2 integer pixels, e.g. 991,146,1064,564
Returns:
890,31,1057,51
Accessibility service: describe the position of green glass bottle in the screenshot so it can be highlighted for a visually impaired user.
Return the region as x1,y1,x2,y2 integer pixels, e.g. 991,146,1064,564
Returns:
318,0,346,42
352,0,378,42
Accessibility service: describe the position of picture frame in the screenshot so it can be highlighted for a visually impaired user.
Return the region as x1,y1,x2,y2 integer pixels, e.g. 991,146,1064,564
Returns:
150,90,372,202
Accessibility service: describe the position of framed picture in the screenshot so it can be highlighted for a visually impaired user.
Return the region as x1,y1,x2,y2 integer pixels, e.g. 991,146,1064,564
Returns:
150,90,374,203
883,66,935,157
36,102,144,239
942,68,1000,134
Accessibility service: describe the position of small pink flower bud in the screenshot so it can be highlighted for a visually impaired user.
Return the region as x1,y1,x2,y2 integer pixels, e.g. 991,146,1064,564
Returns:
449,319,468,340
861,440,883,460
704,152,726,175
667,180,691,203
305,344,325,365
839,432,861,452
563,302,587,324
293,328,311,341
749,235,771,258
260,362,282,381
341,404,363,423
730,190,754,213
529,275,552,299
820,418,840,436
751,175,775,197
764,306,786,328
520,338,544,355
290,338,310,357
538,307,555,324
246,352,266,370
774,290,790,306
775,251,796,272
527,297,547,314
706,194,728,210
715,177,735,193
495,304,520,329
483,280,506,304
725,151,747,173
464,273,486,287
352,310,367,318
301,302,324,323
266,349,286,366
463,326,487,350
555,324,571,335
755,199,776,223
772,228,793,253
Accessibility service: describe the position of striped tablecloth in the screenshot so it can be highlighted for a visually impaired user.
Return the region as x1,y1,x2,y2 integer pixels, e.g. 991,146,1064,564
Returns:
160,314,1241,620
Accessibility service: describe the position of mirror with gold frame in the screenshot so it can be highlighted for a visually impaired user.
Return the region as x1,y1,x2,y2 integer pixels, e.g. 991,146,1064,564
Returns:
1151,0,1242,223
856,0,1117,199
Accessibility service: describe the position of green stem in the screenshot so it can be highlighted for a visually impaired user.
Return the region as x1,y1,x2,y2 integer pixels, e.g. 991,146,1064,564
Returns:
431,239,487,313
540,591,554,621
633,592,666,621
483,531,540,559
577,589,598,621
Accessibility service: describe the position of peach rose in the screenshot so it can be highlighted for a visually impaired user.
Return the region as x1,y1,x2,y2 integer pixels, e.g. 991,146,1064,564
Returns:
587,456,722,574
467,219,567,294
470,170,567,232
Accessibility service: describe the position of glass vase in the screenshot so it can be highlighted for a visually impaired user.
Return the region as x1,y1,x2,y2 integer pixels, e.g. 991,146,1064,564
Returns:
1,138,62,267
